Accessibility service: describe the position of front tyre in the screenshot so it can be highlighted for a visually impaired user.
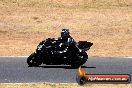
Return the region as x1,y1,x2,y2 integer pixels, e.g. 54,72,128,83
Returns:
27,53,42,67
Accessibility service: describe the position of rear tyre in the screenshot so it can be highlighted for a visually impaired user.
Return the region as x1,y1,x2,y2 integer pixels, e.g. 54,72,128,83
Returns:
27,53,42,67
71,52,88,68
71,60,82,68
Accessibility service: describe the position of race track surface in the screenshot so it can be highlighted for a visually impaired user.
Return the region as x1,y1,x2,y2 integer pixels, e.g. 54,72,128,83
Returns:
0,57,131,83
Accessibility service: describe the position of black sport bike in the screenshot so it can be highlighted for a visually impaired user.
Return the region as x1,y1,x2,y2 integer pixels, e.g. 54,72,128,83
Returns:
27,38,93,68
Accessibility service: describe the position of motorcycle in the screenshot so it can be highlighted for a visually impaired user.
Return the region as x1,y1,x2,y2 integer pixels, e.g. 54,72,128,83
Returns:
27,38,93,68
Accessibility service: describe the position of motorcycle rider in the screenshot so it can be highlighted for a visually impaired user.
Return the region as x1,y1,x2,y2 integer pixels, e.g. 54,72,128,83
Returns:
57,28,76,54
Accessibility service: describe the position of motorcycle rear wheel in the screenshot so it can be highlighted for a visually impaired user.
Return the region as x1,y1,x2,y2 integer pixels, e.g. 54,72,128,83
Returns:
71,52,88,68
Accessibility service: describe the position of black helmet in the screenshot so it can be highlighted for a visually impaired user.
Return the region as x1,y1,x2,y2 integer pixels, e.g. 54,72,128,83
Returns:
61,29,70,38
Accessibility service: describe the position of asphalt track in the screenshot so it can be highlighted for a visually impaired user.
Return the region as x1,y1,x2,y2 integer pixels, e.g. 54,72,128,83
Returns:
0,57,131,83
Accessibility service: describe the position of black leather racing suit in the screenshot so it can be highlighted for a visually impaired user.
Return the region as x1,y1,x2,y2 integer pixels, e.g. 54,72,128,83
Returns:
57,36,76,54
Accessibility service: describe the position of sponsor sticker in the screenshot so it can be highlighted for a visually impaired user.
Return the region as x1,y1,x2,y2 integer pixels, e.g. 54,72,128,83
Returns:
76,66,131,85
85,74,130,82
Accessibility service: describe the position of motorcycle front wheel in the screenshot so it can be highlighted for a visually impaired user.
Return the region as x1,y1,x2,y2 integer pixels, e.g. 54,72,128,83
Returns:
27,53,42,67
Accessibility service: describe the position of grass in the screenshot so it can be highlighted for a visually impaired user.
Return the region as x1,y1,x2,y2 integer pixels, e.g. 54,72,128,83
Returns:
0,0,131,56
0,83,132,88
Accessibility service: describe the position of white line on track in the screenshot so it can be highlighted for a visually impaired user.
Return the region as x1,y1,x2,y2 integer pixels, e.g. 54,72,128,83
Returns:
0,56,132,58
0,56,28,57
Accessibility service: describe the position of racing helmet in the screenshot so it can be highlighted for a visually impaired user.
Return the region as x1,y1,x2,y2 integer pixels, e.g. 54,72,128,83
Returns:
61,29,70,38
